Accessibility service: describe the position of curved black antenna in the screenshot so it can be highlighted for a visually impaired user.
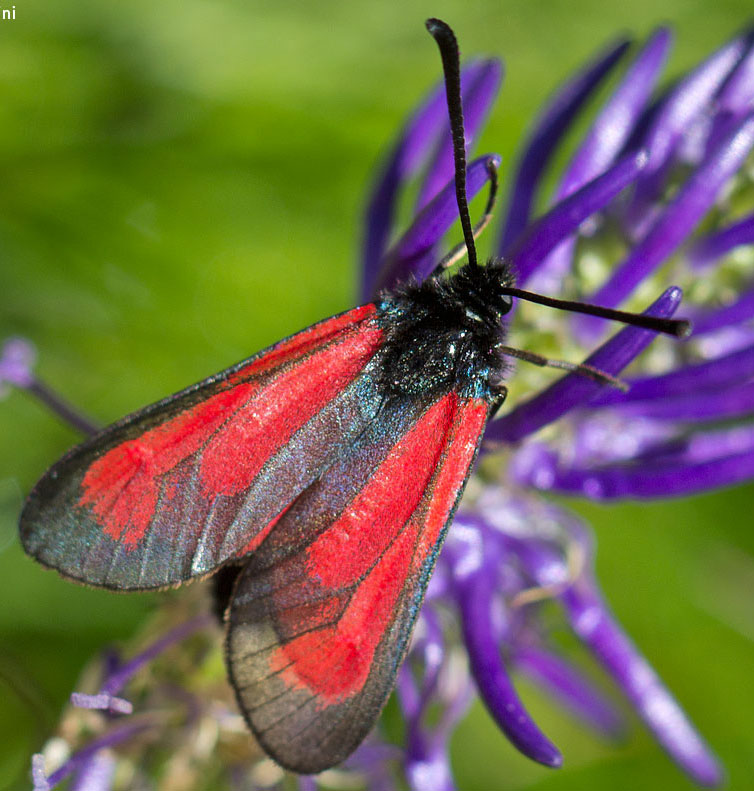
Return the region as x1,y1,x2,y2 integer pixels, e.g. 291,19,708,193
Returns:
500,286,692,338
426,18,478,268
434,158,499,274
426,18,689,341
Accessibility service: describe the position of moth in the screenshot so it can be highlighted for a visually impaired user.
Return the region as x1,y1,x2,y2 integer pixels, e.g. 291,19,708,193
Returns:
19,19,688,773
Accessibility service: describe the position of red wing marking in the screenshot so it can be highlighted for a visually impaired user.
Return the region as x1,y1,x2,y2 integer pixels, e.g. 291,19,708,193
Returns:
270,514,419,701
226,394,489,772
77,321,383,548
304,394,458,588
410,398,488,563
266,395,488,704
77,386,254,546
225,304,377,385
198,325,382,499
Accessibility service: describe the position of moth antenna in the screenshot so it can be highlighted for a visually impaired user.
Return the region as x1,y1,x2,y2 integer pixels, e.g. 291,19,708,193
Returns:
500,286,692,338
497,345,629,390
426,18,478,268
434,158,499,274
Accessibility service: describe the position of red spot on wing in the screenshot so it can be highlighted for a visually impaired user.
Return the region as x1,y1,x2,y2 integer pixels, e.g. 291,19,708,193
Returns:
78,385,257,547
410,399,487,564
273,518,419,702
305,396,457,588
78,314,382,549
199,325,381,498
226,305,377,385
269,395,488,703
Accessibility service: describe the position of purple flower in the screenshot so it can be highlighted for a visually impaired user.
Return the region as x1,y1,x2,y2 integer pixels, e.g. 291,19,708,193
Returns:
10,22,754,791
484,29,754,501
1,337,99,437
0,337,36,393
364,24,754,790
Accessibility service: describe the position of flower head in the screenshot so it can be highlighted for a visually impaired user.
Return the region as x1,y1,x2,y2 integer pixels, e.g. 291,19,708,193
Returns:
488,27,754,500
0,337,36,394
363,22,754,790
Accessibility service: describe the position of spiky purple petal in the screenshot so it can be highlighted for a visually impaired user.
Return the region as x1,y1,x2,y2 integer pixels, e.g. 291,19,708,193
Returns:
592,343,754,405
581,112,754,339
456,563,563,767
608,381,754,421
499,39,630,253
565,29,671,201
525,441,754,499
510,151,647,286
630,33,748,207
529,29,671,292
502,524,722,786
560,580,722,786
718,35,754,111
688,213,754,270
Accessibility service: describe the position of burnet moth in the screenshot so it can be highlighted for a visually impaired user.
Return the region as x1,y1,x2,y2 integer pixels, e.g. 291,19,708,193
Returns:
19,19,690,774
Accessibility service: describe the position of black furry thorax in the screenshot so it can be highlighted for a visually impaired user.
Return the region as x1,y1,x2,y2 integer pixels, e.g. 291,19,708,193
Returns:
376,258,515,402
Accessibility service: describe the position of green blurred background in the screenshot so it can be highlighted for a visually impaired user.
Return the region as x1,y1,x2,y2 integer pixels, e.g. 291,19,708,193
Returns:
1,0,753,789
